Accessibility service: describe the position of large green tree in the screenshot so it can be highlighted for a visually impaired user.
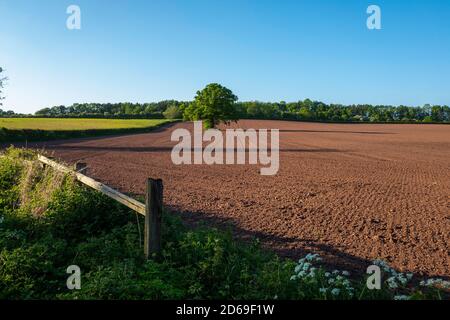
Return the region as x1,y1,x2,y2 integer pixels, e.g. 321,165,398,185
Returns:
184,83,238,129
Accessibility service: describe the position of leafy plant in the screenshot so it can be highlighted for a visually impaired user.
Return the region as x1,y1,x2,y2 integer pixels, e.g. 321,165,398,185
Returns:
183,83,238,129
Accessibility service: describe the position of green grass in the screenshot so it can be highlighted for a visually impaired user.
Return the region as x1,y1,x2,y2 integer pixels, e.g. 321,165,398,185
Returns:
0,118,170,131
0,118,175,143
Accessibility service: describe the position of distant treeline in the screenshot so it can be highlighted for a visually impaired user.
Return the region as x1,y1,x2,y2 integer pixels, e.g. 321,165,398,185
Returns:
235,100,450,123
2,99,450,123
34,100,186,119
0,109,16,117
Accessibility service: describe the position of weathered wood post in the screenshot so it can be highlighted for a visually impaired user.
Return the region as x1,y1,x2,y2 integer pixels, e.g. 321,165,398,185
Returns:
144,178,163,259
74,162,87,175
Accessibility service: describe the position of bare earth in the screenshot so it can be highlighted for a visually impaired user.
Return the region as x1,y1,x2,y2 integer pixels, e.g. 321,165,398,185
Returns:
35,120,450,277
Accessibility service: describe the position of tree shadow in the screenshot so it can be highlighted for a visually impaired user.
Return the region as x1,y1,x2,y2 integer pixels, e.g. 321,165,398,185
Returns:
167,206,449,280
31,145,349,154
278,129,396,135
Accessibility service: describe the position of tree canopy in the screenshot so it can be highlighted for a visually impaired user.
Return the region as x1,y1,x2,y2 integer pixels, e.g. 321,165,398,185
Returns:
183,83,238,128
163,104,183,119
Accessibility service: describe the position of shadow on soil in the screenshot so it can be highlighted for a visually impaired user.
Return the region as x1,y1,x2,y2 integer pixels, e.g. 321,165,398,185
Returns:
278,129,396,135
173,207,373,275
33,145,349,154
170,206,449,281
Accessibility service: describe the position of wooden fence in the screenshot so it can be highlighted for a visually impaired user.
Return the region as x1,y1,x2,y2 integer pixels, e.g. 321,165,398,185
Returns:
37,155,162,259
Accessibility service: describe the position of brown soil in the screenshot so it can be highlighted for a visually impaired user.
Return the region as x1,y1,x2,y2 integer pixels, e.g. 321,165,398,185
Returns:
32,120,450,277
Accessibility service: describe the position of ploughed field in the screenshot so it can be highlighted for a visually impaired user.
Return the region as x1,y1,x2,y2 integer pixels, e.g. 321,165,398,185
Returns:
35,120,450,277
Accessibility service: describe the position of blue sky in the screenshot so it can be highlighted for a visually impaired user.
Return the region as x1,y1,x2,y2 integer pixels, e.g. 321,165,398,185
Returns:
1,0,450,113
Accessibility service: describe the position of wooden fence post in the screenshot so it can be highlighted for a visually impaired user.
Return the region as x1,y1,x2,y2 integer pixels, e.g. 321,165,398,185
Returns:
144,178,163,259
74,162,87,175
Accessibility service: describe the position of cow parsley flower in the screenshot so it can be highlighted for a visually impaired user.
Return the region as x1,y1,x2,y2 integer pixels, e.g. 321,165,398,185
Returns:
394,295,410,300
302,262,312,270
420,278,450,289
387,277,398,289
331,288,340,296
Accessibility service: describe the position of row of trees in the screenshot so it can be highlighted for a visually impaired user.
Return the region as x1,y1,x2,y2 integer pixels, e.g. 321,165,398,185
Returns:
33,97,450,123
34,100,188,119
234,100,450,123
2,79,449,123
182,84,450,128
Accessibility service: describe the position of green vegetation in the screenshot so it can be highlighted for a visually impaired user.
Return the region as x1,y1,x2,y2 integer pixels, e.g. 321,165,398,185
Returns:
2,84,448,124
0,147,448,300
0,118,171,131
33,100,186,119
183,83,238,129
0,118,174,143
163,104,183,119
4,83,445,123
236,100,450,123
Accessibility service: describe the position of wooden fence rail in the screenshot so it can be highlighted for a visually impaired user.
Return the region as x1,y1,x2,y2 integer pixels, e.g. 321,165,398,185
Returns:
37,155,162,257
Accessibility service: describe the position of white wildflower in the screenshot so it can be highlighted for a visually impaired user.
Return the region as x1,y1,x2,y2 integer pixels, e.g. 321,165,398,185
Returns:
394,295,410,300
305,253,319,261
331,288,340,296
387,277,398,289
302,262,311,271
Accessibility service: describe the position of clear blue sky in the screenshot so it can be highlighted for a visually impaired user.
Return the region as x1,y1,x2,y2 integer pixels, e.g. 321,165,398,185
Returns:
1,0,450,114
